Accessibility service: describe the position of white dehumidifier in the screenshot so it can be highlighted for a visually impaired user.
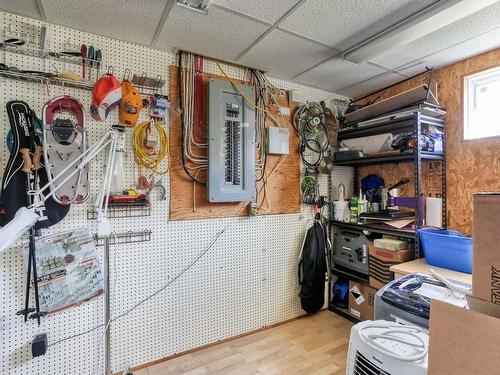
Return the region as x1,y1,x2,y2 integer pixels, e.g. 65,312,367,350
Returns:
346,320,429,375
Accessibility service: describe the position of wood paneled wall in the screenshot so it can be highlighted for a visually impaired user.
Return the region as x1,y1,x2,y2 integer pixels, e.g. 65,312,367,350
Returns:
168,66,301,221
357,48,500,235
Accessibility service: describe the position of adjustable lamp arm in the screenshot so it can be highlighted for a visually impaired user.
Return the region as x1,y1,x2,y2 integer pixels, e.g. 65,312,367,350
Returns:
0,128,120,252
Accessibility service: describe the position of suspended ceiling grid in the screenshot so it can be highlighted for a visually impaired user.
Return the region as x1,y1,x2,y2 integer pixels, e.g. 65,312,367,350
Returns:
2,0,500,97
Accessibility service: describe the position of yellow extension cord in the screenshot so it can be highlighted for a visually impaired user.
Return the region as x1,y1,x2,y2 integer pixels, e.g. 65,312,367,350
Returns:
132,120,170,175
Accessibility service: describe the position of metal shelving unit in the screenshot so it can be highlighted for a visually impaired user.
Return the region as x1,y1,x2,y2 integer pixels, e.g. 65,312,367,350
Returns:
333,151,444,166
328,103,447,322
332,109,446,255
337,111,444,141
331,264,369,283
328,304,360,323
330,220,416,239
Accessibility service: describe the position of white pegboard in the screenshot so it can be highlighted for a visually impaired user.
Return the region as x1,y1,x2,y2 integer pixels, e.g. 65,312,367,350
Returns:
0,12,352,375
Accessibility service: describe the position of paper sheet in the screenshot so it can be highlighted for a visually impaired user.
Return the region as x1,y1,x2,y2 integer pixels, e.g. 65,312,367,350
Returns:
384,218,415,229
414,283,468,308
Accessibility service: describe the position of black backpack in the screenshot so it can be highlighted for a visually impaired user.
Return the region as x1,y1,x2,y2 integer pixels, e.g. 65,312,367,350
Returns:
298,217,328,313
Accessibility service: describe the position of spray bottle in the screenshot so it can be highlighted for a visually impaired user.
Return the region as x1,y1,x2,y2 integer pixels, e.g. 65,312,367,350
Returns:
338,182,345,201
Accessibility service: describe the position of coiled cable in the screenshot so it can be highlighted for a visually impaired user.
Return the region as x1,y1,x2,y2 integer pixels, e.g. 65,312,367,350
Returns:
132,120,169,175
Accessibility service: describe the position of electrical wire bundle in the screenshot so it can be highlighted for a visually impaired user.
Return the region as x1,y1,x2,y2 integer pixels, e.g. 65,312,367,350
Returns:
248,69,285,182
178,52,290,213
250,71,267,182
179,51,207,185
293,102,331,167
244,68,288,213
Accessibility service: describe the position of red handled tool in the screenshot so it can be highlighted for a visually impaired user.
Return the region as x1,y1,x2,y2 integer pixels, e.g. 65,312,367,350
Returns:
80,44,87,79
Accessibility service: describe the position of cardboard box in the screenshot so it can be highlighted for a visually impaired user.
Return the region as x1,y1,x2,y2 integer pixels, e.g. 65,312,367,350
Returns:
368,246,414,289
428,298,500,375
428,193,500,374
348,280,376,320
373,237,408,250
473,193,500,304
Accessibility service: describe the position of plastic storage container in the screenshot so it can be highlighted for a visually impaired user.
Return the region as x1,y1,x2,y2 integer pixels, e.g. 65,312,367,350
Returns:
418,228,472,274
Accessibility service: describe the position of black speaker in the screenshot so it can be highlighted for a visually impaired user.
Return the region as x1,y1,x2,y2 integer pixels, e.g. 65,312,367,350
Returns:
32,333,48,358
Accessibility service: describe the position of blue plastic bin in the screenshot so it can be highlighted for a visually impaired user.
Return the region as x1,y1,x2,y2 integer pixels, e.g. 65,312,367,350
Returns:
418,228,473,274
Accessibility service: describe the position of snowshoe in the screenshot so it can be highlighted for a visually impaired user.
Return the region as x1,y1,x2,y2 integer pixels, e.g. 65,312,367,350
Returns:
42,96,89,205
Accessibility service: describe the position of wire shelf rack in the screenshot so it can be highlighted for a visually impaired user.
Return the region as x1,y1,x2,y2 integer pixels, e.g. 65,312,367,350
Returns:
131,73,166,96
0,69,94,90
86,204,152,219
93,230,152,246
0,42,102,66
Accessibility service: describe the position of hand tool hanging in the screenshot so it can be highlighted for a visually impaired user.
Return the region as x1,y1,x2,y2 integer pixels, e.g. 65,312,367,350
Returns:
80,44,87,80
87,45,95,81
95,48,102,78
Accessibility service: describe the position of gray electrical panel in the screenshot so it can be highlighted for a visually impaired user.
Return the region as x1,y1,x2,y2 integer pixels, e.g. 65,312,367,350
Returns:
208,78,255,202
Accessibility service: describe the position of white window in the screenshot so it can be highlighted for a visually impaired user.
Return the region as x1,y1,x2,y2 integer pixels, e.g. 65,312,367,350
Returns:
463,66,500,140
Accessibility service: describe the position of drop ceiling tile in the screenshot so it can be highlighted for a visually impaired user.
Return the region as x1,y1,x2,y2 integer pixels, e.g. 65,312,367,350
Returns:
0,1,41,19
42,0,167,45
397,27,500,77
393,61,429,78
213,0,299,24
372,1,500,70
293,57,388,91
337,71,405,98
237,29,335,80
279,0,436,49
156,5,268,61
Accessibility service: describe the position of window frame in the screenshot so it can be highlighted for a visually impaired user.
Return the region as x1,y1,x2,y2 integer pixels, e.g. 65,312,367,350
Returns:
463,65,500,142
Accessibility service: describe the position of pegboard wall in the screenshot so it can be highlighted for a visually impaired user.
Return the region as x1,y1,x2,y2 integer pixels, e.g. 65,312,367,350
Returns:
0,12,352,375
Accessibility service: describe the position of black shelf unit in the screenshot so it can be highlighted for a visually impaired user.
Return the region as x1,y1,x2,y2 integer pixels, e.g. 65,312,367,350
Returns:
328,304,361,323
338,112,444,141
329,220,416,239
331,264,369,283
332,110,446,258
333,151,444,166
328,107,447,322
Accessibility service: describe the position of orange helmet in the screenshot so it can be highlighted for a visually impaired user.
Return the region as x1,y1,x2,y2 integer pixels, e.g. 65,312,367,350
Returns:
119,80,143,127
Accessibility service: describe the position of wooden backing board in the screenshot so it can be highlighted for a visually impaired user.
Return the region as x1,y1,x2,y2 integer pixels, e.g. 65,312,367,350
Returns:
358,160,444,200
168,65,300,221
353,47,500,235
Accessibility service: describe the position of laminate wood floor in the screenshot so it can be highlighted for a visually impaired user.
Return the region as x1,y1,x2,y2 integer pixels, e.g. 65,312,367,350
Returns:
137,310,353,375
